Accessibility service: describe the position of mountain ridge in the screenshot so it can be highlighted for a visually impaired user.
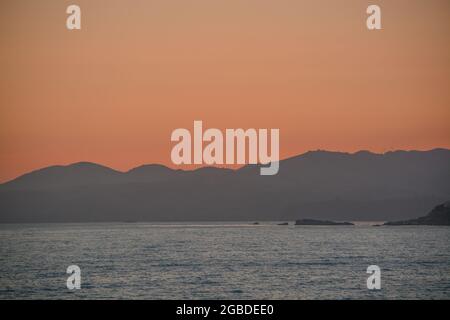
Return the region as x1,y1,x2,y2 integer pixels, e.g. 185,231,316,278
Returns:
3,148,449,187
1,148,449,223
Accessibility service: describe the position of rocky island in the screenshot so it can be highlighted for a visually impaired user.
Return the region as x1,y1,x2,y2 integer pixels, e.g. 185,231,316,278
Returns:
295,219,354,226
384,201,450,226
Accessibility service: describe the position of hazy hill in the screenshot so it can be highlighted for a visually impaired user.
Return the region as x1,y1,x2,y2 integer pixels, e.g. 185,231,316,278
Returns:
0,149,449,222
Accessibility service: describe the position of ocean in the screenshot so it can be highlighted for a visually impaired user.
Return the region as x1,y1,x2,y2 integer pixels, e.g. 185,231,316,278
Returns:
0,222,449,299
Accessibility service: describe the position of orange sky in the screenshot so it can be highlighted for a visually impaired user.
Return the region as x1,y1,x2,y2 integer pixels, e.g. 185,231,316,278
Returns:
1,0,449,183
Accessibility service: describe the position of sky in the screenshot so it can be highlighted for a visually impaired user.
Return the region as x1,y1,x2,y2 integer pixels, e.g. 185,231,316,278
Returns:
0,0,449,182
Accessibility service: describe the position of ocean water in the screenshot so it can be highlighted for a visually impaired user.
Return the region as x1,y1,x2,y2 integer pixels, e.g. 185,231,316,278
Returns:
0,222,449,299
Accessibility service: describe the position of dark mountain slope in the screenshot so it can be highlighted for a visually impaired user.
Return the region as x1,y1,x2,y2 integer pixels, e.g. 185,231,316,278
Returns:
1,149,449,222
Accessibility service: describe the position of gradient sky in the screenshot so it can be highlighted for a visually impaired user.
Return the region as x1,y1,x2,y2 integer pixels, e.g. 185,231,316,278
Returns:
1,0,449,182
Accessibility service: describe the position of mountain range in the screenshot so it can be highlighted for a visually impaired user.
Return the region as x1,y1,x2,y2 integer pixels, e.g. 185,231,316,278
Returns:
0,149,449,223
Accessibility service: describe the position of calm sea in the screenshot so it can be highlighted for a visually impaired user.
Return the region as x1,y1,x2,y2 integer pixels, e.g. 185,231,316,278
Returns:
0,222,449,299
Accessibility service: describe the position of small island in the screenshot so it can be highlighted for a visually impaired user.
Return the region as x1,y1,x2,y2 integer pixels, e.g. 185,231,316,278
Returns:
295,219,354,226
384,201,450,226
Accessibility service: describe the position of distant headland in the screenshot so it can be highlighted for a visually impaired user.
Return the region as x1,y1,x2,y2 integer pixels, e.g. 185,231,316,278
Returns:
385,201,450,226
295,219,354,226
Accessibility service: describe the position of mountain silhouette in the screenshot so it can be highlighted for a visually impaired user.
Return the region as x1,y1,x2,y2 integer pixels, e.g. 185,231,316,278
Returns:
0,149,449,222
